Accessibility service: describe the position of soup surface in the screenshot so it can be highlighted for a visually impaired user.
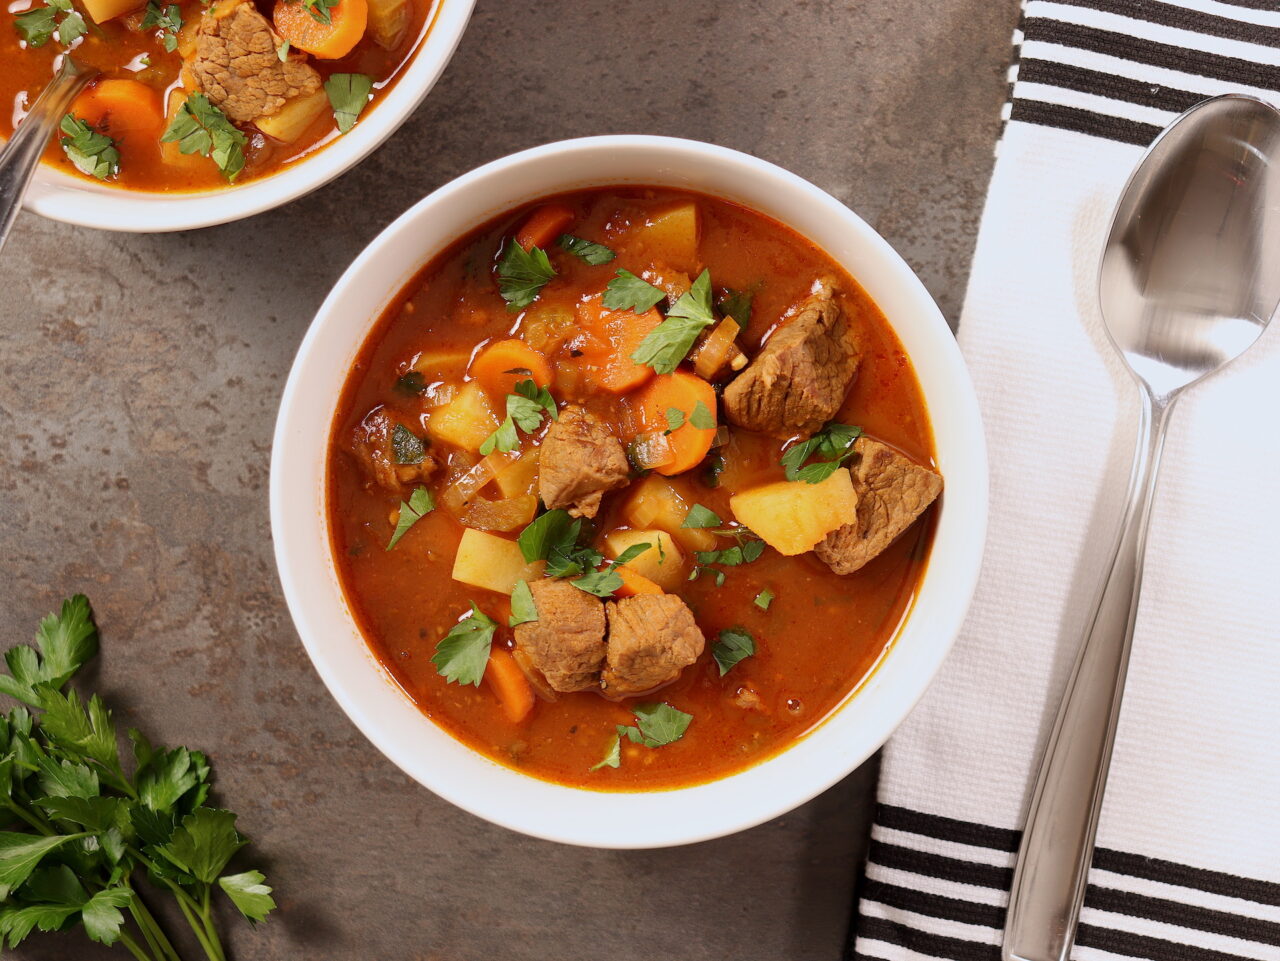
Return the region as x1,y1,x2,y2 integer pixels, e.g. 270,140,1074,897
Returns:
2,0,435,191
327,186,941,790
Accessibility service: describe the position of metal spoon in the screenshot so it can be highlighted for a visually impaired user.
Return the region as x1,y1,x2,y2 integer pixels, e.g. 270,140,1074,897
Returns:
0,57,97,254
1003,93,1280,961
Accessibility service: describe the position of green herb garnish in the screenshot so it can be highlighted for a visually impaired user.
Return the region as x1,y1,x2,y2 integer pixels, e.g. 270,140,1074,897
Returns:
664,407,685,435
276,39,290,60
302,0,338,24
497,240,557,311
617,703,691,748
480,379,557,455
14,0,84,47
688,400,716,429
590,733,621,771
160,93,247,182
631,269,717,374
701,449,725,489
386,486,434,550
558,234,615,265
753,588,774,611
394,372,426,396
140,1,182,51
508,580,538,627
570,542,651,598
712,627,755,676
58,115,119,181
602,270,664,313
719,288,754,327
324,72,372,134
517,509,578,563
689,527,765,585
781,423,864,483
391,423,426,465
431,604,497,686
681,504,721,529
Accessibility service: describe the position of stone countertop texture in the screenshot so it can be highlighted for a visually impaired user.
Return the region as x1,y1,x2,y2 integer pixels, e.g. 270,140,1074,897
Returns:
0,0,1018,957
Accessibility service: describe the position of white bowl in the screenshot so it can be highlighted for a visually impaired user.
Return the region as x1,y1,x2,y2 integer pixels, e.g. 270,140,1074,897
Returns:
271,135,988,848
21,0,475,232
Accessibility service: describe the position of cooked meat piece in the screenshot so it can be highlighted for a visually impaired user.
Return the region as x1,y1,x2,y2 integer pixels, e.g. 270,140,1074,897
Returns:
723,280,859,437
601,594,705,698
537,405,631,518
190,2,322,124
512,579,607,693
347,407,438,494
815,437,943,574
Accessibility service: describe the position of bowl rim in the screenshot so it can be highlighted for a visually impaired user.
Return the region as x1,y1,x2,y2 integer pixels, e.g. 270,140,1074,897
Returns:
270,134,989,848
18,0,476,233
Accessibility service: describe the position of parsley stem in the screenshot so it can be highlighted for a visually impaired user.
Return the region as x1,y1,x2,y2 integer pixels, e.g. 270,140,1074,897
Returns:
3,798,53,835
167,880,225,961
128,887,182,961
117,929,156,961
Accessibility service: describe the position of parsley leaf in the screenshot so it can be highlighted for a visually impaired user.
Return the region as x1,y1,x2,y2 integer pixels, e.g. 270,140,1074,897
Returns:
80,888,131,945
690,528,765,584
590,733,621,771
386,486,434,550
497,239,557,311
324,72,372,134
719,287,754,327
712,627,755,676
160,93,247,182
682,504,721,529
0,595,97,707
58,115,119,181
754,588,774,611
431,604,497,686
394,371,426,395
781,423,864,483
630,269,717,374
0,835,86,899
303,0,338,24
218,870,276,923
140,1,182,51
570,542,651,598
688,400,716,430
558,234,615,265
391,423,426,464
276,39,290,61
508,579,537,627
602,269,664,313
617,703,691,748
517,509,578,563
156,809,245,884
664,408,685,434
701,448,725,489
15,0,83,47
480,379,557,455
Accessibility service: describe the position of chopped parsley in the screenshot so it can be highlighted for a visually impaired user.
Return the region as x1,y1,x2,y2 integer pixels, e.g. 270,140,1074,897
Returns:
497,239,556,311
431,604,497,686
324,72,373,134
276,39,290,61
58,115,119,181
712,627,755,676
688,400,716,430
701,449,725,489
754,588,774,611
570,542,651,598
690,527,765,585
719,287,754,327
391,423,426,465
394,371,426,395
664,407,685,434
517,509,579,564
480,379,557,455
681,504,721,529
590,733,621,771
15,0,85,47
617,703,692,748
302,0,338,23
508,580,537,627
631,269,717,374
602,269,664,313
781,422,864,483
386,486,434,550
160,93,247,182
140,1,182,51
558,234,615,265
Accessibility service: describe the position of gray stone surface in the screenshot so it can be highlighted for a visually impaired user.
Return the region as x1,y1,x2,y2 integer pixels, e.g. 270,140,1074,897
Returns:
0,0,1017,957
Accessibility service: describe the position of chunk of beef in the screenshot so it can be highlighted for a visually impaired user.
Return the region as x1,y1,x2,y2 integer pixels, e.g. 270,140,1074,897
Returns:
538,405,631,518
347,407,438,494
723,280,859,437
190,2,321,124
512,579,607,693
601,594,705,698
815,437,942,574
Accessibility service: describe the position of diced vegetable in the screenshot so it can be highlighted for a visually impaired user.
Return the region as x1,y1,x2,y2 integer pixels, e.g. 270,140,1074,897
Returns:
604,528,685,590
411,349,471,378
427,381,501,451
631,371,717,476
518,303,576,355
492,450,540,498
624,476,717,552
451,528,544,594
254,88,329,143
461,493,538,532
365,0,409,48
729,468,859,556
639,202,699,274
613,567,665,597
273,0,368,58
514,203,574,252
74,79,164,139
486,649,535,723
575,296,661,394
628,431,674,472
470,339,553,398
691,317,747,380
81,0,143,23
159,89,208,170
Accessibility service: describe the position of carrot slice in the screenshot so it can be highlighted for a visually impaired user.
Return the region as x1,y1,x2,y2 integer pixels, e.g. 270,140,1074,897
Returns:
273,0,367,59
576,295,662,395
470,339,553,398
514,203,574,251
487,649,535,724
612,566,664,597
74,79,164,140
631,371,717,476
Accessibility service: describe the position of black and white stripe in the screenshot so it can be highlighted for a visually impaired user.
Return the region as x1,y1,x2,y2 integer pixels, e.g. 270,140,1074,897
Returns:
850,806,1280,961
1003,0,1280,147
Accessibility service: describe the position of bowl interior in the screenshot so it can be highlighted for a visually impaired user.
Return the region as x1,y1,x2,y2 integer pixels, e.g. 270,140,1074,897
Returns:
21,0,476,232
271,136,988,848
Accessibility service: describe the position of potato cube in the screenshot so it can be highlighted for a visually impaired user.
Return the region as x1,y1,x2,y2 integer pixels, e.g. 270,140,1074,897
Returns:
255,89,329,144
427,382,499,452
640,203,700,274
82,0,142,22
367,0,411,48
729,469,859,556
604,528,685,591
451,529,544,595
624,476,717,553
493,450,540,499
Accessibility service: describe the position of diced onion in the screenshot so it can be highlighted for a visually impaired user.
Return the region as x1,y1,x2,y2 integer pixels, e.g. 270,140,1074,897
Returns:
461,493,538,532
629,431,674,471
519,304,576,354
693,317,742,380
420,381,458,409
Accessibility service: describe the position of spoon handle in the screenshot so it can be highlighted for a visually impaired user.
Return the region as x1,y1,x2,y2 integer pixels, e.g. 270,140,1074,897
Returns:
1003,388,1173,961
0,59,94,254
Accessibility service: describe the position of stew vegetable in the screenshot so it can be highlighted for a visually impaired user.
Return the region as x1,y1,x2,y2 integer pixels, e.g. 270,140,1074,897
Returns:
328,187,943,790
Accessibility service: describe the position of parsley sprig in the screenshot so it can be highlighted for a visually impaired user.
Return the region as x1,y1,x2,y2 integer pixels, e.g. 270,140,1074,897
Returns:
14,0,85,48
431,605,497,686
592,702,692,771
631,269,717,374
0,596,275,959
602,270,664,313
497,240,556,311
558,234,615,265
324,73,372,134
712,627,755,676
386,486,434,550
570,542,651,598
160,93,247,182
689,526,765,586
781,423,864,483
516,511,646,597
479,379,557,455
302,0,338,23
58,115,119,181
140,1,182,51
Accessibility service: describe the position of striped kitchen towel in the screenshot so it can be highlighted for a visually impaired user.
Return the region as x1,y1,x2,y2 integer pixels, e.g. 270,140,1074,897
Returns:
850,3,1280,961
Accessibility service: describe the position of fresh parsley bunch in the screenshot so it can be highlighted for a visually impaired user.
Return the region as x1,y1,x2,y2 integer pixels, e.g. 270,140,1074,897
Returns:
0,596,275,960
